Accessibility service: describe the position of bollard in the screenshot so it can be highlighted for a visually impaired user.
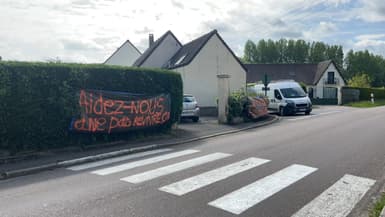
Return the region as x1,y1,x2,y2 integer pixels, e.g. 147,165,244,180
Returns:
371,93,374,104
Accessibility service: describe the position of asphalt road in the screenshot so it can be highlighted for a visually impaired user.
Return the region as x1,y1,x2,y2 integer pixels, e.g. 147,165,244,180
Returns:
1,106,385,217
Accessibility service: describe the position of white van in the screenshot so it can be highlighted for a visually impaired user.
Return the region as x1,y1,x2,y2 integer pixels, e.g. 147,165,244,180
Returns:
247,80,312,116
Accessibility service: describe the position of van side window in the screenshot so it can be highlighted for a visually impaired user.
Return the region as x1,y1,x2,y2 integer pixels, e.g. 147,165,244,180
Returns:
274,89,282,100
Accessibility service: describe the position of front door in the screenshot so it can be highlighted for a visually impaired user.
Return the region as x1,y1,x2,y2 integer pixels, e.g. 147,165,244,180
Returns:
270,89,282,111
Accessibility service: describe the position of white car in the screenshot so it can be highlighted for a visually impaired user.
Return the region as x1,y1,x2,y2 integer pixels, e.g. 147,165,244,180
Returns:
181,94,200,122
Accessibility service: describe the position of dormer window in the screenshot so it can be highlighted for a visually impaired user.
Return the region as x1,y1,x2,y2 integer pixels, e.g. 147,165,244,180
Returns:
175,54,187,65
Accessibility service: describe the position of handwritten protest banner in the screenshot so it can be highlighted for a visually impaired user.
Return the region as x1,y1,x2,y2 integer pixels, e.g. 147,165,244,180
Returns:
70,89,171,133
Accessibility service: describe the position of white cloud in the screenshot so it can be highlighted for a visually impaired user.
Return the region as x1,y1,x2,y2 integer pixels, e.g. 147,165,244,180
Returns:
356,0,385,22
303,21,338,41
356,34,385,41
350,34,385,56
0,0,384,62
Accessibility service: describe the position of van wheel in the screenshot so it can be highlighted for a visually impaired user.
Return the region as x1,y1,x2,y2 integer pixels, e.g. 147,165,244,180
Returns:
192,117,199,122
305,111,310,115
279,107,285,116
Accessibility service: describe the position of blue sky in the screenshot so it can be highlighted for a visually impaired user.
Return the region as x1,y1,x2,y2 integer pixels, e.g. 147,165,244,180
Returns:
0,0,384,63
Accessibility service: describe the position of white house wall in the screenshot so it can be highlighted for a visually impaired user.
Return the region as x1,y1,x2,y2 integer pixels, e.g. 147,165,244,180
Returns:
173,34,246,107
141,34,181,68
105,41,141,66
315,63,346,99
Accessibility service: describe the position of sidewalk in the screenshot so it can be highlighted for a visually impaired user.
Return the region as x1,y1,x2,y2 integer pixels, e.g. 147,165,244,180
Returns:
0,115,278,180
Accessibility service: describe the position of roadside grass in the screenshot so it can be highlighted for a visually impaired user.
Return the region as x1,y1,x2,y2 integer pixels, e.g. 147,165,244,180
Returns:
345,100,385,108
369,193,385,217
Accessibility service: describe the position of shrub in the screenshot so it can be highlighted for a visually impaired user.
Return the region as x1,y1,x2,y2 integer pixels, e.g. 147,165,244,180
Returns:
227,90,247,123
227,89,268,123
0,61,183,153
348,73,372,88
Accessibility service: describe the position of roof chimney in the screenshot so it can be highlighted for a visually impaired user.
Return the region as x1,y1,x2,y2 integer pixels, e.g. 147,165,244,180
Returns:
149,34,154,48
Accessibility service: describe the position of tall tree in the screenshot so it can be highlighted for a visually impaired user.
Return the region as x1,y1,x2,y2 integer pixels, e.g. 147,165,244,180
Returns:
335,45,344,70
266,39,279,63
275,39,288,63
285,39,296,63
256,39,267,63
243,40,258,63
345,50,385,87
294,40,309,63
309,42,327,63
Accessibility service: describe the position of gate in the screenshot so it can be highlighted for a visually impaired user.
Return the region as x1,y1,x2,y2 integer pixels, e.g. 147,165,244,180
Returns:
323,87,337,99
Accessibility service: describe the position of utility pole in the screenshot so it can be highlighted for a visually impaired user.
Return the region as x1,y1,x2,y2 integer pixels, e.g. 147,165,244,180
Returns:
262,73,270,96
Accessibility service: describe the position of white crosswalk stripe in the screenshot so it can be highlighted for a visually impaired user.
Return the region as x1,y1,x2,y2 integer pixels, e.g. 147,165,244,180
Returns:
120,153,231,184
91,149,200,175
291,174,376,217
67,148,173,171
159,157,270,196
68,149,376,216
208,164,318,215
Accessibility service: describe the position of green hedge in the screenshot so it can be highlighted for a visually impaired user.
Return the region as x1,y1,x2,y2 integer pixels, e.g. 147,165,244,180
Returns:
0,61,183,153
343,87,385,101
311,98,338,105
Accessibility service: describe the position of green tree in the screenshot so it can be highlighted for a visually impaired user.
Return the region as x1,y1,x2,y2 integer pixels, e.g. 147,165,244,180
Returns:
286,39,296,63
266,39,279,63
325,45,344,72
345,50,385,87
335,45,344,71
276,39,288,63
256,39,267,63
309,42,327,63
243,40,258,63
294,40,309,63
348,73,372,88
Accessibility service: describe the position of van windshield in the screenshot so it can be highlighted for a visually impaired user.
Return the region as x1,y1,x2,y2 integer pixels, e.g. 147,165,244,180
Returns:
280,87,306,98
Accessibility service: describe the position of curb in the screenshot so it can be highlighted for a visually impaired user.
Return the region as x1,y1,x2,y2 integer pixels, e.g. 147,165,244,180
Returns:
381,207,385,217
0,115,279,180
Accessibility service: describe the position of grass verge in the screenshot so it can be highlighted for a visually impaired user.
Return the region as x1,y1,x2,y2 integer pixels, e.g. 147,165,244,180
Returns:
345,100,385,108
370,193,385,217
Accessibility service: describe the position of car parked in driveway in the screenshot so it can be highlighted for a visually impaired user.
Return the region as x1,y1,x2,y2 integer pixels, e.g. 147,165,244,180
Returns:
181,94,200,122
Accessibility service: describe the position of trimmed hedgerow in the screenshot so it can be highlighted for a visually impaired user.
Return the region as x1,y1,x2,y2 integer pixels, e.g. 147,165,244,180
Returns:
0,61,182,153
343,86,385,101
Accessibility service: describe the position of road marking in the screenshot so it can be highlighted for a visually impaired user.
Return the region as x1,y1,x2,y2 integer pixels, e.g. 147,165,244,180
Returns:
120,153,231,184
291,174,376,217
318,110,342,116
287,116,313,121
288,111,342,121
159,157,270,196
91,149,200,175
208,164,317,215
67,148,173,171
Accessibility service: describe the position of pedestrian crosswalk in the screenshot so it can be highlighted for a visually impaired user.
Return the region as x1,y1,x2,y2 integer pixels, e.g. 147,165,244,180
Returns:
159,157,270,196
120,152,231,184
66,148,376,216
291,174,376,217
208,164,318,215
91,149,200,175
